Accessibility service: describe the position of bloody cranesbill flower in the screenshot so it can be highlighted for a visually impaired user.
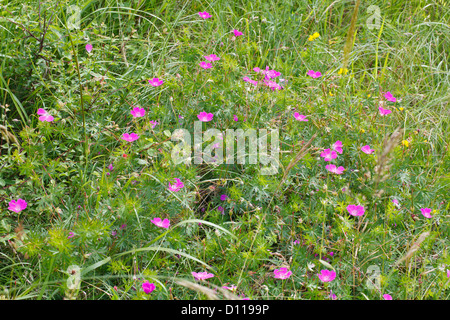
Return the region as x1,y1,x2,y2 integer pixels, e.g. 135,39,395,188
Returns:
384,92,396,102
151,217,170,228
332,141,343,154
320,149,337,161
446,269,450,278
233,115,238,121
243,76,258,86
68,232,75,239
192,271,214,280
121,133,139,142
37,108,54,122
347,205,365,216
329,290,337,300
293,112,308,121
383,294,393,300
198,12,212,19
318,269,336,282
218,206,224,213
361,145,375,154
199,61,212,69
168,178,184,192
108,163,114,171
149,120,159,128
263,80,282,90
307,70,322,78
273,267,292,279
8,199,27,213
222,284,237,292
130,107,145,118
325,164,345,174
142,281,156,294
197,111,214,122
420,208,433,218
148,78,163,86
233,29,243,37
204,54,220,61
220,194,228,201
379,106,392,116
85,44,93,53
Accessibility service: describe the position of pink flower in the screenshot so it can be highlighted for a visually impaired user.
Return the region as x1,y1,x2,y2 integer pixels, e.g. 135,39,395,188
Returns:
198,12,212,19
151,217,170,228
320,149,337,161
192,271,214,280
318,269,336,282
197,111,214,122
149,120,159,128
220,194,228,201
121,133,140,142
446,269,450,278
37,108,54,122
233,29,243,37
361,145,374,154
148,78,163,86
204,54,220,61
273,267,292,279
217,206,224,213
142,281,156,294
384,92,397,102
329,290,337,300
383,294,393,300
222,284,237,291
233,115,238,121
199,61,212,69
392,199,399,205
263,80,282,90
68,232,75,239
293,112,308,121
420,208,432,218
8,198,27,213
332,141,343,154
253,67,261,73
325,164,345,174
243,76,258,86
168,178,184,192
307,70,322,78
85,44,93,53
265,69,281,80
347,205,365,216
294,240,300,245
108,164,114,171
130,107,145,118
379,106,392,116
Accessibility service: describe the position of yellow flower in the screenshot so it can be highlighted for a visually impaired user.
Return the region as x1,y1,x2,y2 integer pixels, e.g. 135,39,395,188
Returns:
402,140,409,147
367,94,371,98
308,32,320,41
329,91,334,96
423,140,427,143
338,68,349,75
399,107,404,111
360,129,365,133
308,35,314,41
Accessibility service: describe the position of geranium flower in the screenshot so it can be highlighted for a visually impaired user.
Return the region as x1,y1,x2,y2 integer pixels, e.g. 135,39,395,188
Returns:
68,232,75,239
142,281,156,294
198,12,212,19
85,44,93,53
192,271,214,280
293,112,308,121
148,78,163,86
273,267,292,279
168,178,184,192
204,54,220,61
8,199,27,213
197,111,214,122
383,294,393,300
384,92,397,102
151,217,170,228
37,108,54,122
217,206,224,213
307,70,322,78
121,133,140,142
392,199,399,206
379,106,392,116
149,120,159,128
199,61,212,69
347,205,365,216
325,164,344,174
420,208,432,218
332,141,343,154
320,149,337,161
446,269,450,278
220,194,228,201
233,115,238,121
265,68,281,80
130,107,145,118
329,290,337,300
222,284,237,292
263,80,282,90
243,76,258,86
233,29,243,37
361,145,374,154
318,269,336,282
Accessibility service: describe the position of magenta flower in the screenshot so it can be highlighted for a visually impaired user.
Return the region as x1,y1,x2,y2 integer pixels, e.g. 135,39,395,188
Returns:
392,199,399,205
347,205,365,216
222,284,237,292
318,269,336,282
243,76,258,86
420,208,433,218
85,44,93,53
168,178,184,192
332,141,343,154
148,78,164,86
37,108,54,122
233,29,243,37
192,271,214,280
361,145,375,154
204,54,220,61
273,267,292,280
218,206,224,213
307,70,322,78
108,163,114,171
293,112,308,121
233,115,238,121
384,92,397,102
379,106,392,116
8,199,27,213
220,194,228,201
68,232,75,239
199,61,212,69
130,107,146,118
149,120,159,128
265,69,281,80
198,12,212,19
446,269,450,278
151,217,170,229
197,111,214,122
121,133,139,142
320,149,338,161
383,294,393,300
329,290,337,300
325,164,345,174
142,281,156,294
263,80,282,90
294,240,300,245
